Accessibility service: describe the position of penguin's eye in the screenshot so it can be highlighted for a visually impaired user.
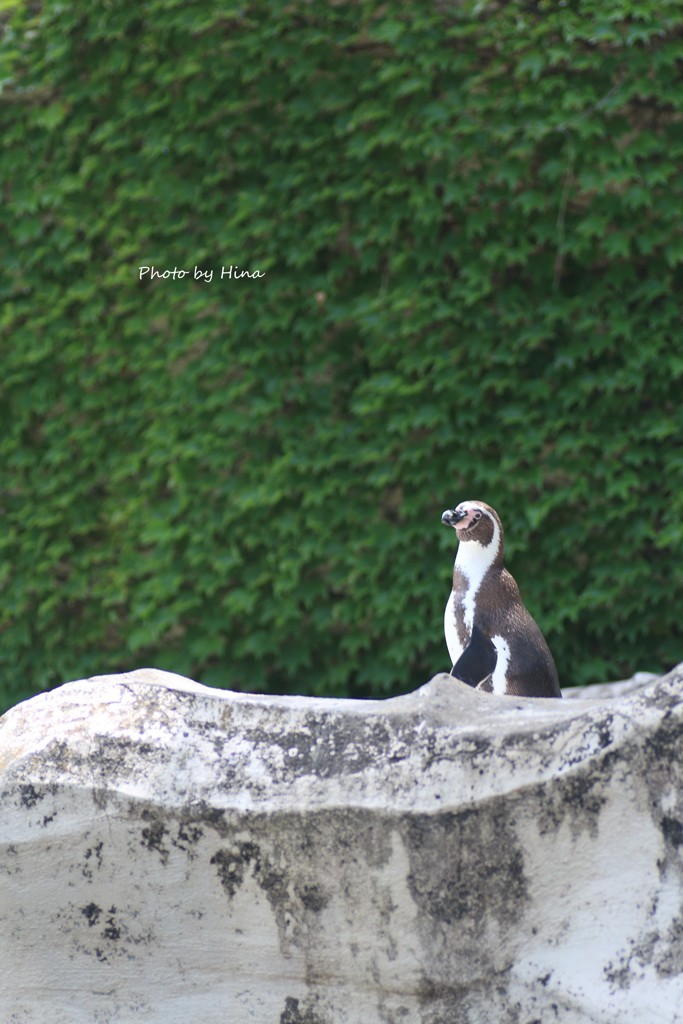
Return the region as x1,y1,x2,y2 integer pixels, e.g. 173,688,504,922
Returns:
473,511,482,521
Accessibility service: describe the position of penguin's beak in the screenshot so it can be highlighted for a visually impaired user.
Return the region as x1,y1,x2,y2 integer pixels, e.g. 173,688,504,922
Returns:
441,508,467,528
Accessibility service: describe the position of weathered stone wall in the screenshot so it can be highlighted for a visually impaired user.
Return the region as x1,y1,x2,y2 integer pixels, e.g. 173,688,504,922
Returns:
1,666,682,1023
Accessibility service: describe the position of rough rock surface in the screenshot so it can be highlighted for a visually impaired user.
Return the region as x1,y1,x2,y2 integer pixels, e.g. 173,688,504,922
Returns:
1,665,683,1024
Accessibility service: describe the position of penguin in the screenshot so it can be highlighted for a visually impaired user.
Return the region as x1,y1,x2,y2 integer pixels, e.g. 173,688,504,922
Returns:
441,500,561,698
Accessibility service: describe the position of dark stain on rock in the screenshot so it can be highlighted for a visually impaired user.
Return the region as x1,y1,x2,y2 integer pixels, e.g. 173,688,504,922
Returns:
604,917,683,989
211,840,289,914
82,840,104,880
415,974,509,1022
140,812,170,865
90,841,103,866
298,883,329,914
661,816,683,848
258,857,289,909
605,957,633,990
536,760,611,839
81,902,102,927
596,718,613,749
279,995,328,1024
174,821,204,855
562,769,609,816
404,808,528,931
645,714,683,766
210,847,246,899
102,907,121,941
313,807,392,870
18,784,43,808
657,914,683,978
189,802,227,835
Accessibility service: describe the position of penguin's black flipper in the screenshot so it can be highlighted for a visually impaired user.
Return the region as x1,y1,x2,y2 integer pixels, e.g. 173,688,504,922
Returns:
450,625,497,687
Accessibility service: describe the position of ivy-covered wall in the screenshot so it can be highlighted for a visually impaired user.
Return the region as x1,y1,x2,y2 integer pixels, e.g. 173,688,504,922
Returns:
1,0,682,712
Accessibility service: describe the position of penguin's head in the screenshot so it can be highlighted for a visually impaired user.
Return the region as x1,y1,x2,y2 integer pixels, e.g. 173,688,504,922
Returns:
441,500,502,547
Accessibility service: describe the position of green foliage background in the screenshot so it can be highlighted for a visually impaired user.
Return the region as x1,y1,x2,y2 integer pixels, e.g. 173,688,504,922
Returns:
1,0,682,713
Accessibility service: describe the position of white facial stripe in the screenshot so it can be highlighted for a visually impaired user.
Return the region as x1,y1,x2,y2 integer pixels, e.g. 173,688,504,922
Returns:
455,512,500,630
490,635,510,695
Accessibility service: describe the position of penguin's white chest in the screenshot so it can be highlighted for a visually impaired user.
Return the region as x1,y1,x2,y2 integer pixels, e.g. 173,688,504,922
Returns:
457,539,496,631
444,525,501,669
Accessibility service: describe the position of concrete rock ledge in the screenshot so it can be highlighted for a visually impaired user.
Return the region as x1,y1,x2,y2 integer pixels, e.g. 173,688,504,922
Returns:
1,666,683,1024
